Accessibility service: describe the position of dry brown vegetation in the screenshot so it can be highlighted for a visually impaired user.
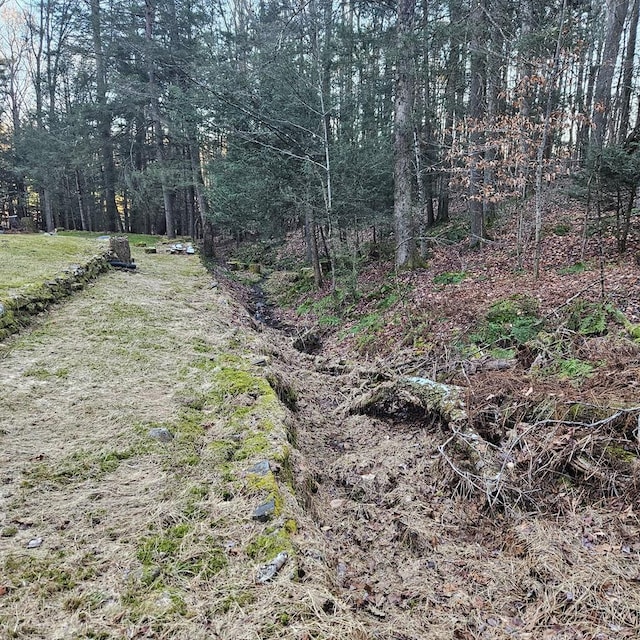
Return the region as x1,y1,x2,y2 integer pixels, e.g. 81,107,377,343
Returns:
2,193,640,640
0,248,360,639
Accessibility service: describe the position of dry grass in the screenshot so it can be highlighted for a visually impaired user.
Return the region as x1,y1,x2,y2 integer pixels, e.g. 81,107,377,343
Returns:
0,247,362,639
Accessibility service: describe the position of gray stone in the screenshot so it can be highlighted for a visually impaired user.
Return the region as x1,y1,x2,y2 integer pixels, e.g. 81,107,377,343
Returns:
247,460,270,476
0,302,4,317
149,427,174,443
252,499,276,522
256,551,288,583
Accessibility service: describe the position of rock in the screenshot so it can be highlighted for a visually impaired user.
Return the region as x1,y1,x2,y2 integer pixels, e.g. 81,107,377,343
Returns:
252,499,276,522
27,538,43,549
348,375,467,425
247,460,270,476
293,330,321,354
149,427,174,442
108,237,132,264
144,247,157,254
251,355,270,367
256,551,288,583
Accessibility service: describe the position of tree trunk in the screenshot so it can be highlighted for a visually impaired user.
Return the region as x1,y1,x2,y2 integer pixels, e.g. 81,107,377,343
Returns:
394,0,417,268
619,0,639,143
145,0,175,239
90,0,119,233
591,0,629,148
468,0,485,248
43,187,55,233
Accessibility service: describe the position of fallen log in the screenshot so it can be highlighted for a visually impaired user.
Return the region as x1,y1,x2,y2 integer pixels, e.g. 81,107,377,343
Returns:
108,260,137,270
347,375,504,505
347,375,467,424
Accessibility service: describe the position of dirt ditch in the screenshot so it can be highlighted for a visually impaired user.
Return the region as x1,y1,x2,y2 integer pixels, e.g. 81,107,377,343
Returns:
257,312,640,639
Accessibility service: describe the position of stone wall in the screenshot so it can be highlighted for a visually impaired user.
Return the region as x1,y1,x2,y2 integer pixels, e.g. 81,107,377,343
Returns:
0,254,109,340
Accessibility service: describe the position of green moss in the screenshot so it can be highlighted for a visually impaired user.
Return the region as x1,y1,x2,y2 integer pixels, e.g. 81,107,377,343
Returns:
283,519,298,534
176,408,206,437
246,471,284,514
552,221,572,236
1,525,18,537
214,367,272,398
137,523,191,565
605,444,637,463
208,439,239,462
433,271,467,285
235,432,270,460
216,588,255,613
558,262,587,275
191,337,212,354
188,484,209,499
245,528,293,562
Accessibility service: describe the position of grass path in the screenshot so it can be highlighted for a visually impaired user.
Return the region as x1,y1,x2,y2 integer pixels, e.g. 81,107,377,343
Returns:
0,252,354,639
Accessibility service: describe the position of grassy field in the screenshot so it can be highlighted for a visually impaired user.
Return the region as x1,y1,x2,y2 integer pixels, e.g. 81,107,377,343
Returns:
58,230,166,247
0,234,104,297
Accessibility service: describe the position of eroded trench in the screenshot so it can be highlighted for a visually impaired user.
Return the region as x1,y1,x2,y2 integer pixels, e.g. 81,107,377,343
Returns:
248,283,640,640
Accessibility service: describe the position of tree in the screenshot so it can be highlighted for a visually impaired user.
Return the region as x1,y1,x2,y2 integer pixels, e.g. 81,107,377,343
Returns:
393,0,417,268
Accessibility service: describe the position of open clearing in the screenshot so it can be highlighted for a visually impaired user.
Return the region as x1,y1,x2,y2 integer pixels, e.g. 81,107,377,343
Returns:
1,242,639,639
0,235,103,298
0,249,353,639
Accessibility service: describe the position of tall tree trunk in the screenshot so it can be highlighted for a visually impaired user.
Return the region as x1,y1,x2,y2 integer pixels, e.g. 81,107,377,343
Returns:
75,169,88,231
394,0,417,268
591,0,629,148
145,0,176,239
188,141,214,256
468,0,485,248
619,0,639,143
42,188,55,233
90,0,119,233
438,0,463,222
534,0,567,279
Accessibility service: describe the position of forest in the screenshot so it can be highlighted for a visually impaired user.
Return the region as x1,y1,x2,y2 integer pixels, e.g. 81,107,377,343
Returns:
1,0,640,274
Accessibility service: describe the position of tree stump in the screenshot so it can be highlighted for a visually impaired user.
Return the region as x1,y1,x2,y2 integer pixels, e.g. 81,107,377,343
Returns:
108,237,132,264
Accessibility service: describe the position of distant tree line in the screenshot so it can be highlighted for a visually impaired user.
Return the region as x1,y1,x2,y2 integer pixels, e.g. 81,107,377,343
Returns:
0,0,638,274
